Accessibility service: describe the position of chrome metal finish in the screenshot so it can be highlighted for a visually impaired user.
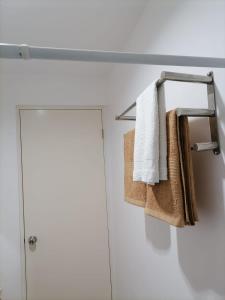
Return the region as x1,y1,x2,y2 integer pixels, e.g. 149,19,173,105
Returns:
116,108,215,121
206,72,220,155
115,102,136,121
115,71,220,155
115,71,214,121
176,108,215,117
191,142,218,152
157,71,213,86
115,115,136,121
28,236,37,246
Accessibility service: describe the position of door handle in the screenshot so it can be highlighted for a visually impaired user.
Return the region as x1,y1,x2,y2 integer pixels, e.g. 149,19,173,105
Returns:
28,236,37,246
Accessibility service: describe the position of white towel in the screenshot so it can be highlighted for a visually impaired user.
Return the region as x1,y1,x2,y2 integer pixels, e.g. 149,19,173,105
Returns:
158,85,167,180
133,80,167,184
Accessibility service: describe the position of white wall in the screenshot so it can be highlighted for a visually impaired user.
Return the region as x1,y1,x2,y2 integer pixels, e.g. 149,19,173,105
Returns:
1,1,225,300
0,1,148,299
103,1,225,300
0,60,108,300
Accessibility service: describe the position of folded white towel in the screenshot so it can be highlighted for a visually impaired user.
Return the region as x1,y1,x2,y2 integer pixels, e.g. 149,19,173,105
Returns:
158,85,167,180
133,80,167,184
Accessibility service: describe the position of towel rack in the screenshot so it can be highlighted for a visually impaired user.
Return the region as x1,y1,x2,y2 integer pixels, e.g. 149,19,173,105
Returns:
115,71,220,155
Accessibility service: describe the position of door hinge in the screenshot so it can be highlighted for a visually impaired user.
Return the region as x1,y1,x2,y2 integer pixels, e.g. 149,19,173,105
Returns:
101,129,104,139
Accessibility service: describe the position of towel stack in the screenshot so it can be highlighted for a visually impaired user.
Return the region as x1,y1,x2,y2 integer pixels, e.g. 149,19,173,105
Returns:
124,110,198,227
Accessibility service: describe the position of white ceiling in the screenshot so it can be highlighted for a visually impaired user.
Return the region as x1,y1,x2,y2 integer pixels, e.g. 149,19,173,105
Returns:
0,0,148,76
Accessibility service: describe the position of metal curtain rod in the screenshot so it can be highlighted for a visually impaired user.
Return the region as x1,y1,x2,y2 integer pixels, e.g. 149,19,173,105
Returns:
0,43,225,68
115,71,220,155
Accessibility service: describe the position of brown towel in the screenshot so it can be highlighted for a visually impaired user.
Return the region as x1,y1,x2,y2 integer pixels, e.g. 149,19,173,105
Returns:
124,130,146,207
144,110,186,227
124,110,197,227
178,116,198,225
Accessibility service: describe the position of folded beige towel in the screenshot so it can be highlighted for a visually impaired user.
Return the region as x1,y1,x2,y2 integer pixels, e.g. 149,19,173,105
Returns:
178,115,198,225
124,110,197,227
124,130,146,207
144,110,186,227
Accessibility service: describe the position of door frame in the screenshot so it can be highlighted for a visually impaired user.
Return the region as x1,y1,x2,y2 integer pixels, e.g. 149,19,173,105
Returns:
16,105,111,300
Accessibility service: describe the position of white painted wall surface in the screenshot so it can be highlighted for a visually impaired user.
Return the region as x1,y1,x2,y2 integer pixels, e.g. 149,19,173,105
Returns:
0,63,108,300
103,1,225,300
0,1,148,299
1,1,225,300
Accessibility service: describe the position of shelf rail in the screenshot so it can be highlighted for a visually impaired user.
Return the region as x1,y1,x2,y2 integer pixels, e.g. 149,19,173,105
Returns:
115,71,220,155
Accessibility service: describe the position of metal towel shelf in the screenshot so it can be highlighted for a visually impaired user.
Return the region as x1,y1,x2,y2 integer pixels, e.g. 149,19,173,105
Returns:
115,71,220,155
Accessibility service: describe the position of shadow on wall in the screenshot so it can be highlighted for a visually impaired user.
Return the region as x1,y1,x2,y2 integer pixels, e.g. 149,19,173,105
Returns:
144,85,171,251
145,216,171,251
176,86,225,297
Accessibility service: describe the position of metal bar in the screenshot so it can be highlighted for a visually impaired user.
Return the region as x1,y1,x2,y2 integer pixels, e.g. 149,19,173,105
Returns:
115,102,136,120
158,71,213,86
115,71,213,120
191,142,218,152
176,108,215,117
115,116,136,121
116,108,215,121
115,71,220,155
206,72,220,155
1,43,225,68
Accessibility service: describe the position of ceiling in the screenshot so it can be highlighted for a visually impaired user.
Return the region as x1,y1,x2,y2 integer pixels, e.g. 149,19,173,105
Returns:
0,0,149,76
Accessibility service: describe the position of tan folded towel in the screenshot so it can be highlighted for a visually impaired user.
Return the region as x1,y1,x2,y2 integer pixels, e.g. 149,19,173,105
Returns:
178,115,198,225
124,130,146,207
144,110,186,227
124,109,197,227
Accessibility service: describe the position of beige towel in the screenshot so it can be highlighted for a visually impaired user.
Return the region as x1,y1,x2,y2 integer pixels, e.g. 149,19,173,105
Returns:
124,130,146,207
144,110,185,227
124,110,197,227
178,115,198,225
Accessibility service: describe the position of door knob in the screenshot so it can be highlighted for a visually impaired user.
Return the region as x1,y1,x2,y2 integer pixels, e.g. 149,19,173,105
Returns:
28,236,37,246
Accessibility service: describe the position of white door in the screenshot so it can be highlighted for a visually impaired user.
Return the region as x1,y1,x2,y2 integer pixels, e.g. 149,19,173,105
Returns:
19,109,111,300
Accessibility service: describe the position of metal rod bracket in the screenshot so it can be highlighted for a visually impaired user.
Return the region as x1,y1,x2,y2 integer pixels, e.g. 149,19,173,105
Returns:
19,44,30,59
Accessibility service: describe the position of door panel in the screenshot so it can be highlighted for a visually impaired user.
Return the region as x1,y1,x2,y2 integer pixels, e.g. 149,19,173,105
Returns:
20,109,111,300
